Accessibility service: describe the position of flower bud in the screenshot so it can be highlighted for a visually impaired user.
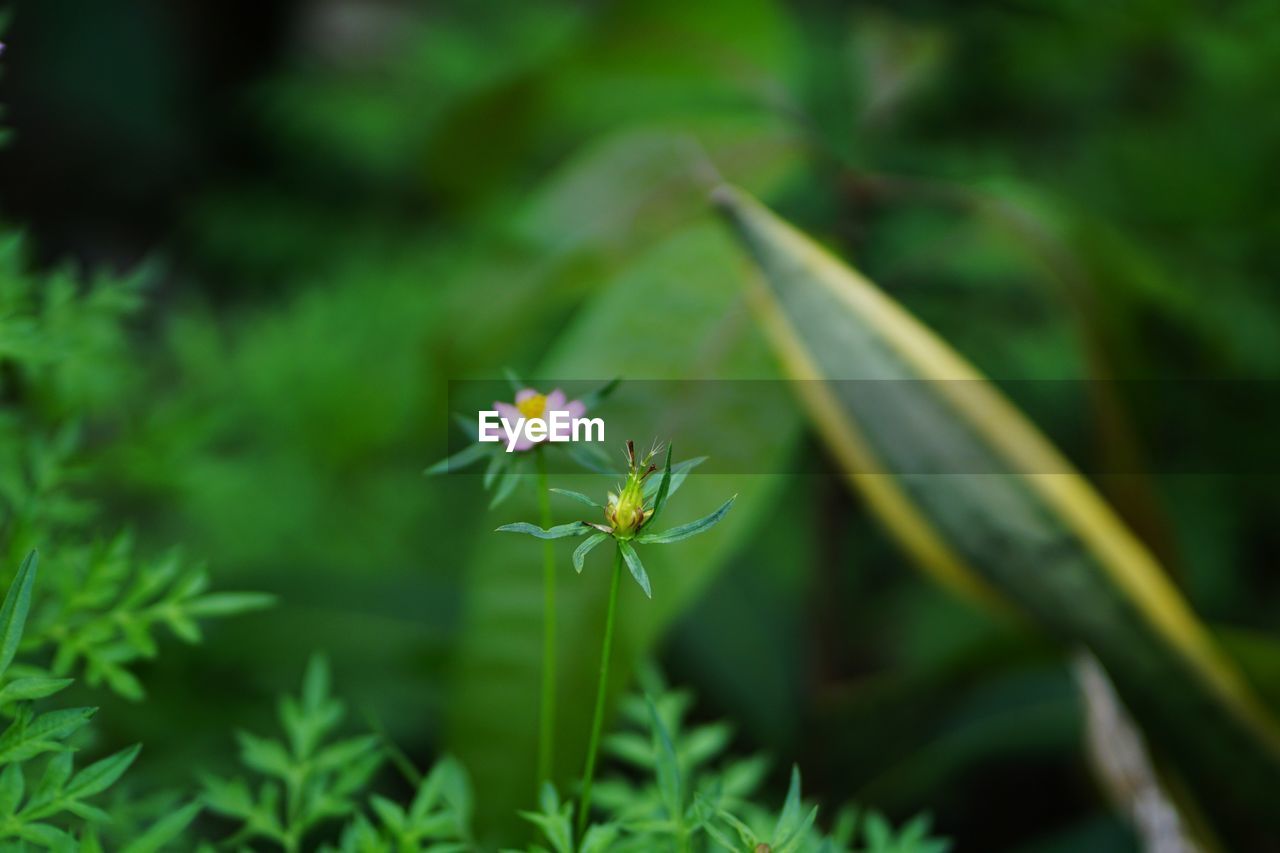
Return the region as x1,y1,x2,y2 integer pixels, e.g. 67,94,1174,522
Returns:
606,475,647,537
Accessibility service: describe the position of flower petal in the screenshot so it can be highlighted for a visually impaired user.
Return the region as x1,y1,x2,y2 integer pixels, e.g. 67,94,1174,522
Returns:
545,389,566,410
494,401,522,421
515,388,540,404
563,399,586,419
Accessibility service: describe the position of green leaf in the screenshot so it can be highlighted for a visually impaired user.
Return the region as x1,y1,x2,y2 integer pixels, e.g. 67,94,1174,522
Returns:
200,775,255,819
183,592,276,617
0,707,96,763
617,541,652,599
715,182,1280,842
17,822,74,847
32,751,73,805
0,762,23,816
648,444,674,529
771,766,818,853
638,495,736,545
576,377,621,413
0,551,38,680
646,695,683,828
518,782,573,853
775,766,803,838
236,731,293,779
0,677,74,705
572,534,609,574
494,522,590,540
775,805,819,853
63,744,140,799
549,488,602,509
482,452,506,491
642,456,706,501
312,735,379,773
502,367,524,394
119,801,203,853
488,463,523,509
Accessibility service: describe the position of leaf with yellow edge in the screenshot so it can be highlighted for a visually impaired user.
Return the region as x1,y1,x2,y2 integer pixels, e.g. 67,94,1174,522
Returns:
714,183,1280,846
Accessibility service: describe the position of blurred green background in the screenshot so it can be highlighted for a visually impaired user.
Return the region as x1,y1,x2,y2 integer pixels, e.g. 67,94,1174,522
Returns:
3,0,1279,849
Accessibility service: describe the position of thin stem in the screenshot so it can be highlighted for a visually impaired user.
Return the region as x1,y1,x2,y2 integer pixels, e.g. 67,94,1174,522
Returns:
536,447,557,790
577,546,623,840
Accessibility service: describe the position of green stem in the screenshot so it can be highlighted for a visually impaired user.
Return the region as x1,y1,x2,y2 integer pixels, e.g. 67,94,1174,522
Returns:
577,546,623,840
536,448,557,790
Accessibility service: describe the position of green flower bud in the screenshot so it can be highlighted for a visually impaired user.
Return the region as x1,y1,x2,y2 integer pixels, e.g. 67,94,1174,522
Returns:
603,440,659,538
606,476,649,538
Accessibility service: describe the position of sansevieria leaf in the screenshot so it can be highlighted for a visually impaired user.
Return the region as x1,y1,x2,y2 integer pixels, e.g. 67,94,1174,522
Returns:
714,184,1280,845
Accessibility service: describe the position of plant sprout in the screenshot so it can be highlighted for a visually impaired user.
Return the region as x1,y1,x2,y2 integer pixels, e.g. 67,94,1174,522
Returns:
497,439,736,837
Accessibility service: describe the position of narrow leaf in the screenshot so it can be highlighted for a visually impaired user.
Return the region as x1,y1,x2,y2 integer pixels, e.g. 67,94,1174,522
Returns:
495,522,590,540
0,677,74,705
487,464,522,509
0,551,38,679
648,444,674,528
577,377,621,412
119,801,203,853
715,182,1280,840
183,592,276,617
425,441,491,476
549,488,602,509
572,534,609,574
646,695,682,826
642,456,705,501
638,496,736,545
65,744,141,799
617,541,652,599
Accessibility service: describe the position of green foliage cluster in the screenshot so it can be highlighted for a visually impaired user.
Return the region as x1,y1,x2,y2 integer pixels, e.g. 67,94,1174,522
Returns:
0,239,273,701
0,553,200,850
524,674,947,853
0,550,947,851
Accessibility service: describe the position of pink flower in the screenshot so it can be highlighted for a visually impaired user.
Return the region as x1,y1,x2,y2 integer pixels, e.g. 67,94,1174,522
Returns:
493,388,587,452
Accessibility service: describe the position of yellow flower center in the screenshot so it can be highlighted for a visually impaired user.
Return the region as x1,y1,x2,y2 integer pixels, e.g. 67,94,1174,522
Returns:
517,393,546,419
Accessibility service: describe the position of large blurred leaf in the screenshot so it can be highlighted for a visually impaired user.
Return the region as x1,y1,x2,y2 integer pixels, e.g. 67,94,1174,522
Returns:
443,223,800,840
714,185,1280,845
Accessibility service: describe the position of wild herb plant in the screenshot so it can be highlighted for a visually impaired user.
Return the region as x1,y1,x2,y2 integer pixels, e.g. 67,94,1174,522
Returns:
323,754,474,853
201,656,385,851
497,440,735,836
427,376,616,790
513,673,949,853
0,552,202,849
0,238,274,699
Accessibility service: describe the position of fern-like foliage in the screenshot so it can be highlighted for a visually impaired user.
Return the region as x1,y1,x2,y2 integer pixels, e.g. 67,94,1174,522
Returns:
515,671,950,853
203,656,385,851
0,236,273,700
324,755,474,853
199,657,946,852
21,534,272,701
0,551,202,850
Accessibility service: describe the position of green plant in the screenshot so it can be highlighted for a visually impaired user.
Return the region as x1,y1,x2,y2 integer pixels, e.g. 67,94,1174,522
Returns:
0,236,273,700
202,656,385,851
324,756,473,853
498,439,736,837
427,376,618,792
0,552,202,849
511,673,948,853
713,182,1280,846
